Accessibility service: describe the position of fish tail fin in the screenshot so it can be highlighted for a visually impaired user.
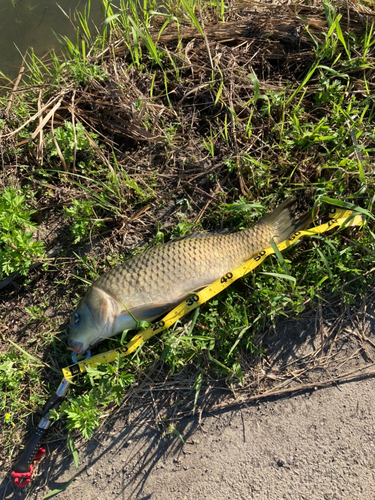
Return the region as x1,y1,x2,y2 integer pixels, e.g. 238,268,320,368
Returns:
260,197,315,244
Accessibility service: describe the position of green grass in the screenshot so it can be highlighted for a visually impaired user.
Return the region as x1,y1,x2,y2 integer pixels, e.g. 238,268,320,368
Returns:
0,0,374,468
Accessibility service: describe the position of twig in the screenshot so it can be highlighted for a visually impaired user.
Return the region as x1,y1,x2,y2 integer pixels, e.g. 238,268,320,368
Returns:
50,110,68,171
6,92,65,139
318,301,324,362
199,7,214,72
32,96,64,143
71,90,77,172
243,365,375,402
341,235,374,256
228,80,248,196
198,365,375,415
5,65,25,117
36,89,44,165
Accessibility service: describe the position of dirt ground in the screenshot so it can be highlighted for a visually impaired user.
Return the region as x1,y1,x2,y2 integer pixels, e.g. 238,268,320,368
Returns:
2,298,375,500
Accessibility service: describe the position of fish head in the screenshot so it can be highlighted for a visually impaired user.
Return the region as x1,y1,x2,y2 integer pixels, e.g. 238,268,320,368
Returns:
68,286,118,354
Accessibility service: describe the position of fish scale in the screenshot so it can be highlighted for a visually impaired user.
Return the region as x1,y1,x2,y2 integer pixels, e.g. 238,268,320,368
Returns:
96,228,266,307
68,197,312,353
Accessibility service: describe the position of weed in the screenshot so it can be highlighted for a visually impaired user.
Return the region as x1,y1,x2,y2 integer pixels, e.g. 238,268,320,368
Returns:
64,199,105,243
55,357,135,439
203,134,216,157
170,213,200,239
161,418,185,443
0,187,45,279
59,393,103,439
72,253,101,285
283,114,338,152
314,75,346,105
45,121,98,171
25,304,48,323
164,122,181,144
121,170,156,203
0,349,47,450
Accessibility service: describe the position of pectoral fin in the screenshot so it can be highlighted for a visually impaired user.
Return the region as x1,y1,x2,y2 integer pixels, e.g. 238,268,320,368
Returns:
116,292,209,334
115,302,177,333
127,302,176,322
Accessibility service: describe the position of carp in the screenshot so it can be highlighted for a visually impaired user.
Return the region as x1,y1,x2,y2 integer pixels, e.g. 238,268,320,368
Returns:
68,197,312,353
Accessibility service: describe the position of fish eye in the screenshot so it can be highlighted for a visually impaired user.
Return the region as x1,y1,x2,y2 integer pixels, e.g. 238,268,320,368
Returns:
73,313,80,324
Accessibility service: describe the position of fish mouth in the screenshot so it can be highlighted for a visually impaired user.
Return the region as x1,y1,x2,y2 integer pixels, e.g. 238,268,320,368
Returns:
67,339,85,355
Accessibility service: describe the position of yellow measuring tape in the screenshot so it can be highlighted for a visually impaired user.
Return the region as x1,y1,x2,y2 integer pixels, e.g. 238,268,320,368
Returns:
62,207,363,380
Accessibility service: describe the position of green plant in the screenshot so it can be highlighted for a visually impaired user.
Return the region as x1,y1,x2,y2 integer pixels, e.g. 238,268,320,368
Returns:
315,75,346,105
0,348,46,432
121,170,156,203
64,199,105,243
55,358,135,439
202,134,216,157
283,114,338,151
25,304,48,323
45,121,98,170
170,214,199,239
164,122,181,144
60,393,103,439
0,187,45,279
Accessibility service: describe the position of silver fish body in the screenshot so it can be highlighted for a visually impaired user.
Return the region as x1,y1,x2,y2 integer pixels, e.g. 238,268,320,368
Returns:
68,198,312,353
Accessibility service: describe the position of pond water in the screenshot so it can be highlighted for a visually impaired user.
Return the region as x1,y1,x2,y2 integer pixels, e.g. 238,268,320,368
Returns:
0,0,107,81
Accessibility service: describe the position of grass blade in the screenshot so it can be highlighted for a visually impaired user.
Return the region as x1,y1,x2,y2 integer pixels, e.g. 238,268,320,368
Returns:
320,197,373,221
